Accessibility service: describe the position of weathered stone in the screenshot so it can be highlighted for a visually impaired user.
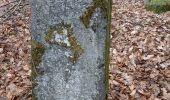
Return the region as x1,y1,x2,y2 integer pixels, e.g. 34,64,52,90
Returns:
31,0,111,99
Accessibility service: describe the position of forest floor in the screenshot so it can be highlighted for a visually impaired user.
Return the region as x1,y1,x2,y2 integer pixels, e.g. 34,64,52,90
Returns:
108,0,170,99
0,0,31,99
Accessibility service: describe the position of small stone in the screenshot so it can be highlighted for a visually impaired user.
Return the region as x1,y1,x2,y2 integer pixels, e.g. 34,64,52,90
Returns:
112,49,117,54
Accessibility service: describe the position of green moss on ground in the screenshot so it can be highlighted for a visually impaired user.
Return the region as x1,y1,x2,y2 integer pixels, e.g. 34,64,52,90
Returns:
80,0,108,28
45,23,84,64
145,0,170,13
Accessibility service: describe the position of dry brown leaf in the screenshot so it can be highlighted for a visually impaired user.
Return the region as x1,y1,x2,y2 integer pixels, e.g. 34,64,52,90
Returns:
130,89,136,96
23,65,29,71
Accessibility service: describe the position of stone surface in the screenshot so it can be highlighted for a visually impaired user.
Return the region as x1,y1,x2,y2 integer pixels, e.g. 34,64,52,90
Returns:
31,0,109,100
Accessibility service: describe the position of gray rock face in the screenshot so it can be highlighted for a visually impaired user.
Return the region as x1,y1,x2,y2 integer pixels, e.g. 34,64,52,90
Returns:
31,0,109,100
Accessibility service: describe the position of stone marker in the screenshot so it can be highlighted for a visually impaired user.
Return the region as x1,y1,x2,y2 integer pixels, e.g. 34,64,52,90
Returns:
31,0,111,99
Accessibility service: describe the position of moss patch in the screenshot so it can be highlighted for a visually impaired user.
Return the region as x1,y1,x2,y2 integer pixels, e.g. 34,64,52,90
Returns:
80,0,108,28
145,0,170,13
67,28,84,64
45,22,84,64
31,40,45,77
31,40,45,100
44,28,55,43
105,0,112,99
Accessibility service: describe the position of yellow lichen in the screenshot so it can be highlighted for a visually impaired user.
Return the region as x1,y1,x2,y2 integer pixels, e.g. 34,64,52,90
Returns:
45,23,84,64
67,28,84,64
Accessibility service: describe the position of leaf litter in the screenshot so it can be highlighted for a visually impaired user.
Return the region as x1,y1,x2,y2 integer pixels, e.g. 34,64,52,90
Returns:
109,0,170,99
0,0,31,99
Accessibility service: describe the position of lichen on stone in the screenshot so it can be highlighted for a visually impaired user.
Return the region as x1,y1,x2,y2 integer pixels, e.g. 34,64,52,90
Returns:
45,22,84,64
80,0,108,28
31,40,45,100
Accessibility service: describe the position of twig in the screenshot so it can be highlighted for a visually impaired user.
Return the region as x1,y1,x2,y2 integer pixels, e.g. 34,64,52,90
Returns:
159,57,170,64
0,0,17,8
0,41,16,44
0,3,29,24
0,0,22,23
0,1,18,18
